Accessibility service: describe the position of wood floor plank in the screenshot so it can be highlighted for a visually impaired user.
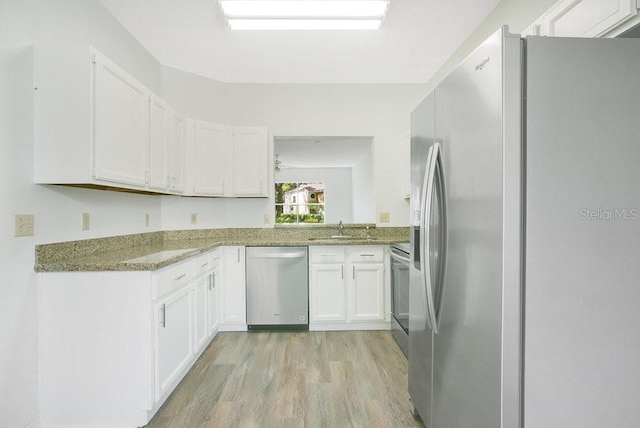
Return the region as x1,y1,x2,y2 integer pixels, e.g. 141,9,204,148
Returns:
145,331,425,428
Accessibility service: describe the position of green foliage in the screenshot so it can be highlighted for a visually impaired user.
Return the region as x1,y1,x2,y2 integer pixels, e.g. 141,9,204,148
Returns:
275,213,324,224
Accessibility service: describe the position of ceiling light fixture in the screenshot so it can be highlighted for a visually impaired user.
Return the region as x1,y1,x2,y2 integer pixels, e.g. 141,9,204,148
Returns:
219,0,390,30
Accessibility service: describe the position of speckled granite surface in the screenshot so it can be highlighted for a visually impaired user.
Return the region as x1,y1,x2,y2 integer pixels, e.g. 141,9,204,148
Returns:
35,225,409,272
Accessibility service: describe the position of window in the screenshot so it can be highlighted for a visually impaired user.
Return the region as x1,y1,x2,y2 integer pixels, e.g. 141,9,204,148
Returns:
275,182,325,224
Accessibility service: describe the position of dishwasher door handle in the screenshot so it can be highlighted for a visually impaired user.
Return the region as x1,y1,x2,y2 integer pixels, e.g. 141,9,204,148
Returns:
249,252,307,259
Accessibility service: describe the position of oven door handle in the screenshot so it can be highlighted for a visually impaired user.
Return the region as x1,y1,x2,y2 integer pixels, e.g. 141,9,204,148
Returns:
390,250,411,264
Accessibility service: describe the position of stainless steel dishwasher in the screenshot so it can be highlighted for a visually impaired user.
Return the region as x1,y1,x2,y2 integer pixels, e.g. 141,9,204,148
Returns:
245,246,309,330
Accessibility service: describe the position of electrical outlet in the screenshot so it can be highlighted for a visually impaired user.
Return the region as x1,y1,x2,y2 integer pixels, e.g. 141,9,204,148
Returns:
15,214,34,237
145,213,150,227
81,213,90,230
379,212,390,223
264,214,270,224
190,213,197,225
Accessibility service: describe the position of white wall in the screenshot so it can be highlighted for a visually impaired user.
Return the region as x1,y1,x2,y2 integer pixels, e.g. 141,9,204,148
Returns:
0,1,163,426
352,145,375,223
275,167,353,224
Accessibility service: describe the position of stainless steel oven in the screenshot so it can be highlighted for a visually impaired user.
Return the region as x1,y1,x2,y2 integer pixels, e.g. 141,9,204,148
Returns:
390,243,410,356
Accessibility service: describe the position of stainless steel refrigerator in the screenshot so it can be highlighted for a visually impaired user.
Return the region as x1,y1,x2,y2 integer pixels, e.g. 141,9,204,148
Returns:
409,27,640,428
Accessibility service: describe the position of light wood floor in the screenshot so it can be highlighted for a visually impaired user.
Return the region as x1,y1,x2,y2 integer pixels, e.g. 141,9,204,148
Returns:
145,330,425,428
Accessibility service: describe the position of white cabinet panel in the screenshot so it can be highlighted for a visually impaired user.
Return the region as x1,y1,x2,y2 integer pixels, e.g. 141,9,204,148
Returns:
193,121,232,196
542,0,637,37
208,268,221,335
193,274,210,352
169,112,186,193
220,246,247,328
310,264,346,322
154,285,194,401
149,96,185,194
349,263,385,321
232,126,269,196
93,53,150,187
149,96,170,190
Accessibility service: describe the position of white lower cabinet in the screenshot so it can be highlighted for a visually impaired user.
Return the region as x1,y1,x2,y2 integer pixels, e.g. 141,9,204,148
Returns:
38,249,220,428
220,246,247,330
208,265,221,334
193,273,211,354
349,262,386,321
309,245,390,331
310,263,346,322
154,284,194,401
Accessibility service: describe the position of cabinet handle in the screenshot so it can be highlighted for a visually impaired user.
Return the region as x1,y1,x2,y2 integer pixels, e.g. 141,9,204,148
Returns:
213,272,216,288
159,304,166,328
353,265,355,279
360,254,375,257
237,248,240,263
201,262,209,268
341,265,344,279
174,273,187,281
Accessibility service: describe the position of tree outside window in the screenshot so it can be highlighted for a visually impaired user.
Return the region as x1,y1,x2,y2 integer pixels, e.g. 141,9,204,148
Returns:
275,182,325,224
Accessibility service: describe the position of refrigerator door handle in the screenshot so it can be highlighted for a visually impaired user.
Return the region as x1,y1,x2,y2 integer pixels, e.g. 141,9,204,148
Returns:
420,143,439,333
433,142,448,329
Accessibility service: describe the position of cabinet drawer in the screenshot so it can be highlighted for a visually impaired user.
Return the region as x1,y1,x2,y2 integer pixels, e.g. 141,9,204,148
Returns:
310,246,346,263
348,246,384,263
193,249,220,277
153,259,194,299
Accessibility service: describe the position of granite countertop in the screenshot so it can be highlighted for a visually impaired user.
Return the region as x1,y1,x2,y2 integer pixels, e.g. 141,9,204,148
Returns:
35,225,409,272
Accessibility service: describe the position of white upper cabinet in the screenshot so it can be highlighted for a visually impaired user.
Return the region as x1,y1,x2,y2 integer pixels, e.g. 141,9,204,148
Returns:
149,95,171,191
232,127,269,197
523,0,638,38
149,96,185,193
169,112,186,193
191,121,269,197
93,52,150,187
193,120,232,196
34,45,187,194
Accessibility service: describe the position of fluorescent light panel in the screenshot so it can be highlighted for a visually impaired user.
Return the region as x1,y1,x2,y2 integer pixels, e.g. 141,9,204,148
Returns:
228,18,382,30
219,0,389,30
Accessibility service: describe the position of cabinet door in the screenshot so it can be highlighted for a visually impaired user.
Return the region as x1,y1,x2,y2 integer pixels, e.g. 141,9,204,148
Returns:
232,127,268,197
149,95,170,191
193,275,209,353
310,263,346,322
93,53,149,187
208,268,220,336
169,112,185,193
542,0,637,37
349,263,385,321
221,246,246,325
193,121,232,196
154,285,193,401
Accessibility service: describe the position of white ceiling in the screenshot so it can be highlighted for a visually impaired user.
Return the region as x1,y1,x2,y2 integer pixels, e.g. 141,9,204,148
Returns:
98,0,501,84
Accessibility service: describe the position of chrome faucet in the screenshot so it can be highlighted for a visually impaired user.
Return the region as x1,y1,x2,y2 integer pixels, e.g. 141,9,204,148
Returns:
337,220,344,236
